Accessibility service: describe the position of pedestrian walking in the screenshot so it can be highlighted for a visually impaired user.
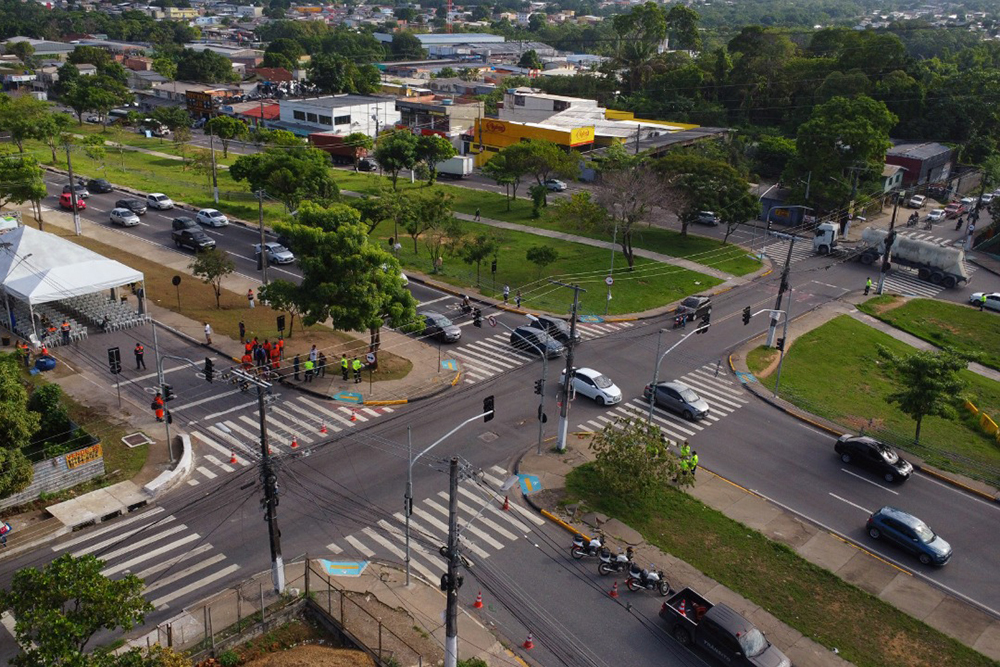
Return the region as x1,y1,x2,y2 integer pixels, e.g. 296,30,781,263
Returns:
690,450,699,477
293,353,301,381
269,345,280,370
204,322,213,345
503,284,510,304
247,288,256,308
304,358,314,382
0,521,10,547
515,290,522,309
309,344,318,365
152,391,165,422
239,320,246,343
60,320,71,346
352,357,362,383
134,342,146,370
981,293,988,311
277,336,284,360
475,207,481,221
318,352,327,377
864,277,872,296
263,339,272,359
341,354,349,381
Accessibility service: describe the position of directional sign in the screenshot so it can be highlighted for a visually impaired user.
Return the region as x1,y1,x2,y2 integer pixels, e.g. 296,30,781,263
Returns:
441,359,458,371
487,315,497,327
605,275,614,286
517,473,542,495
365,352,376,364
319,559,368,577
579,315,604,323
332,391,363,403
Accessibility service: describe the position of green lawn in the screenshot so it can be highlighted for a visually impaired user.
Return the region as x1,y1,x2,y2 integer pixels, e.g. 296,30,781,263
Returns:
376,219,719,316
858,295,1000,370
566,464,995,667
69,123,240,166
748,315,1000,484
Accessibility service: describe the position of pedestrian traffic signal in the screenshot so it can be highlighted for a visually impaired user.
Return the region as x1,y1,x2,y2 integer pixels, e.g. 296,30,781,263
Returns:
473,308,483,328
107,347,121,375
162,383,175,401
491,259,497,274
742,306,751,325
204,357,214,383
276,315,286,332
776,338,785,351
165,410,173,424
534,379,544,395
483,395,495,422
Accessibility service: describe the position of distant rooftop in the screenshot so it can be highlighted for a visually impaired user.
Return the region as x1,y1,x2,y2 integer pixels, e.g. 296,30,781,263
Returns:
373,32,504,45
886,142,953,160
285,94,390,109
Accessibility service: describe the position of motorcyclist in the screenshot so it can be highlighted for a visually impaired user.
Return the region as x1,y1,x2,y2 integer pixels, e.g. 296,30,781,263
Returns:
956,215,965,231
461,295,472,313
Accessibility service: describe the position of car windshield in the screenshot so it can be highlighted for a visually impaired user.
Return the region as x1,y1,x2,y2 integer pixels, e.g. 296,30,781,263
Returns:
593,374,613,389
209,211,222,218
681,297,701,308
912,521,935,543
738,628,768,657
678,388,700,403
426,314,451,327
545,319,569,333
269,244,288,253
876,443,898,463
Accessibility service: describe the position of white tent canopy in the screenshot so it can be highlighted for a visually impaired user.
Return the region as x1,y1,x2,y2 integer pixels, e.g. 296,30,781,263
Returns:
0,225,143,305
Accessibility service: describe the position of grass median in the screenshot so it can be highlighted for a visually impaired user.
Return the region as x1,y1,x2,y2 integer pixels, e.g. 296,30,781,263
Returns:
565,464,994,667
746,314,1000,484
858,295,1000,370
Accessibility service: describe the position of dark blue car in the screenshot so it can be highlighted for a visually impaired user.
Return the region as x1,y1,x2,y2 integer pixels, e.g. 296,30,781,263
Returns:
866,506,952,566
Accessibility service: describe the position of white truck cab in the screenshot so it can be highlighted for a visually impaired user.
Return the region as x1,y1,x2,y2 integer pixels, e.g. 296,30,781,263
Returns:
813,221,840,255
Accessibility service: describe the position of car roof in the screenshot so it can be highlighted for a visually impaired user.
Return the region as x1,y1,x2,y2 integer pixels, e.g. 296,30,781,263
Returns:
571,367,601,379
704,603,757,637
657,380,695,393
201,208,221,214
112,207,132,213
421,311,447,319
874,506,926,528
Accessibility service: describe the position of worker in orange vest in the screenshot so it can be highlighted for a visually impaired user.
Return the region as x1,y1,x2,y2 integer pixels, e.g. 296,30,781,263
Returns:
152,391,165,422
60,320,71,345
241,352,254,371
269,344,280,370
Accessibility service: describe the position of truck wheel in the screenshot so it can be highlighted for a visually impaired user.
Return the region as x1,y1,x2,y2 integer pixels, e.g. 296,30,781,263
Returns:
673,626,692,646
817,245,830,255
929,272,943,285
942,276,957,288
860,252,875,265
918,268,931,280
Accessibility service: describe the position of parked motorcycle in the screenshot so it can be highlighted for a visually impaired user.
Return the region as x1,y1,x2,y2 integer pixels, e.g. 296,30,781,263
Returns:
570,532,604,559
626,563,670,596
597,546,634,575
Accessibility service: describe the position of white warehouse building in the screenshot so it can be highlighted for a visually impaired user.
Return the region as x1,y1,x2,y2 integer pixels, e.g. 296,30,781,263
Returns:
275,95,401,138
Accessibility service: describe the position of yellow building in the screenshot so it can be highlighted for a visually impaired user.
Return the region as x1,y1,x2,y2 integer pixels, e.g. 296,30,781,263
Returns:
465,118,595,167
163,7,199,19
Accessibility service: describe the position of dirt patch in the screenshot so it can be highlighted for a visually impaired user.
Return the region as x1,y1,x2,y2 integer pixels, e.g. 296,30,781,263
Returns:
241,645,374,667
867,295,907,315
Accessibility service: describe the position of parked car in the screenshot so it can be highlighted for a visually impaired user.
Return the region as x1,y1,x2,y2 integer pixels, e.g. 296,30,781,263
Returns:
544,179,568,192
528,315,581,345
907,194,926,209
62,183,89,199
960,196,977,210
696,211,720,226
969,292,1000,312
85,114,103,123
944,202,965,218
675,295,712,322
115,198,147,215
254,242,295,265
834,435,912,483
87,178,113,194
196,208,229,227
58,193,86,210
981,193,994,206
357,158,377,172
147,193,174,210
509,326,565,358
866,506,952,565
172,228,216,251
561,367,621,406
643,381,709,420
110,207,140,227
927,209,946,222
420,311,461,343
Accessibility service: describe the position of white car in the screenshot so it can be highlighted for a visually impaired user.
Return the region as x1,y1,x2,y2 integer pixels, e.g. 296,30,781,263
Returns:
960,196,977,210
969,292,1000,312
908,195,925,208
146,193,174,210
561,367,622,406
109,207,140,227
927,209,946,222
196,208,229,227
981,193,994,206
254,241,294,264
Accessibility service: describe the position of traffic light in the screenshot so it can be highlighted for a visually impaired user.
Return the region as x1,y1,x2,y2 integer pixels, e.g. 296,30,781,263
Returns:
473,308,482,328
534,379,544,395
162,383,175,401
776,338,785,351
165,410,173,424
483,395,495,422
698,312,710,334
204,357,214,383
491,259,497,274
107,347,121,375
742,306,751,326
276,315,286,332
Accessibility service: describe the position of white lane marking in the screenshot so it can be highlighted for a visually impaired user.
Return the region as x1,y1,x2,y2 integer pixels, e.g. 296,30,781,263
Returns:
98,524,188,561
71,516,176,557
143,554,228,594
418,296,452,306
102,534,202,577
203,454,234,473
424,498,504,549
150,564,241,608
169,388,244,413
840,468,899,494
345,535,376,558
197,466,218,479
828,493,872,514
55,508,165,550
325,542,343,554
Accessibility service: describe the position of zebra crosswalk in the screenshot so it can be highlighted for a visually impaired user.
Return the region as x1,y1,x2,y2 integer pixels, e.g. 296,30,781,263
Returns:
455,322,635,385
324,466,545,582
51,506,239,610
186,396,397,484
574,364,749,444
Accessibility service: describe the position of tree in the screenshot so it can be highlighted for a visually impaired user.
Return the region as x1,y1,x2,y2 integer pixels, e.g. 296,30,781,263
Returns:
27,384,71,448
0,154,47,228
230,146,339,212
34,112,74,164
528,12,546,31
523,140,580,203
408,190,453,253
9,40,36,66
391,31,426,60
482,142,534,208
665,4,702,51
151,55,177,80
204,115,247,158
590,416,689,500
274,202,417,350
81,134,107,171
526,244,558,279
171,125,192,163
751,134,796,178
612,2,668,95
877,347,967,444
518,49,543,70
175,48,237,83
189,247,235,308
373,129,419,190
415,134,457,185
264,37,304,67
460,233,500,285
258,280,306,337
343,132,373,170
592,166,665,269
434,66,458,79
308,54,380,95
0,355,37,498
0,553,153,667
151,105,191,131
458,67,481,82
0,94,51,153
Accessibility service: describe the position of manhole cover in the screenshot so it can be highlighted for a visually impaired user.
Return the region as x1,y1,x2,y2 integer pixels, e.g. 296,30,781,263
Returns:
122,432,152,449
479,432,499,443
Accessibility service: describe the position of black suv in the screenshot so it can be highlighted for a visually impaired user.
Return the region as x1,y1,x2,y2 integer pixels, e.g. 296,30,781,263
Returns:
172,216,199,231
529,315,581,345
676,295,712,322
172,227,216,251
87,178,113,194
115,198,147,215
835,435,912,483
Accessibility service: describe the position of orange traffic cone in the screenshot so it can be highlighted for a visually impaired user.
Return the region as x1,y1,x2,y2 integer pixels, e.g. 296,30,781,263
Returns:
501,495,510,511
290,435,298,449
230,450,237,465
351,408,357,422
320,423,327,434
522,633,534,650
609,581,619,598
473,591,483,609
677,599,687,617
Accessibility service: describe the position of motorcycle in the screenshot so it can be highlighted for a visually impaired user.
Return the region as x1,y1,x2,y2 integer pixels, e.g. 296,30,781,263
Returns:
956,216,965,231
597,546,634,575
459,296,472,314
570,532,604,559
626,562,670,596
906,213,918,228
672,314,688,329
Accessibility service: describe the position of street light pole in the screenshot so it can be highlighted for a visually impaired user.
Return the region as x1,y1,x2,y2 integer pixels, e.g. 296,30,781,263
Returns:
552,281,585,452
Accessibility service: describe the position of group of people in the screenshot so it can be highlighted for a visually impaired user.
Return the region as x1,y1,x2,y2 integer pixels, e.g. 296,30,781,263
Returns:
241,336,284,376
678,441,699,479
290,344,328,383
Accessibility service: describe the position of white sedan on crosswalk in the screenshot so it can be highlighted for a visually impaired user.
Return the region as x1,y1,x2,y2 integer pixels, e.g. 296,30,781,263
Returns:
561,367,622,406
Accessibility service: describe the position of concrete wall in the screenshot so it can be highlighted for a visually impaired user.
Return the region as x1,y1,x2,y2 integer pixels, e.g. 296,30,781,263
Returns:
0,445,105,511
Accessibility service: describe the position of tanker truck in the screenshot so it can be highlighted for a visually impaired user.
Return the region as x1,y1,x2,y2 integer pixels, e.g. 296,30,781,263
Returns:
813,222,969,288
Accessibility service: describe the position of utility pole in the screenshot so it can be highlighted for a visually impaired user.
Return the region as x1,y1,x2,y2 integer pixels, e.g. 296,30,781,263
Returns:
553,281,585,452
444,456,460,667
258,189,268,286
876,192,900,296
150,321,171,463
766,236,796,348
209,132,219,204
773,287,793,396
64,144,81,235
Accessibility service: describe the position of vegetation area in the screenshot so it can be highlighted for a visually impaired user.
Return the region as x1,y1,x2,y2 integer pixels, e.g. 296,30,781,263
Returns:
565,460,995,667
858,295,1000,371
746,315,1000,485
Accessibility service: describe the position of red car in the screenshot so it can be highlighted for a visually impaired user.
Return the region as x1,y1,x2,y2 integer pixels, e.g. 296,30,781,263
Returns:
944,201,965,218
59,192,86,211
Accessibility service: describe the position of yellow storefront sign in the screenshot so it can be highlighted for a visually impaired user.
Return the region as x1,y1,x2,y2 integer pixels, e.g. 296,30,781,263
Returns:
66,444,103,470
569,126,595,146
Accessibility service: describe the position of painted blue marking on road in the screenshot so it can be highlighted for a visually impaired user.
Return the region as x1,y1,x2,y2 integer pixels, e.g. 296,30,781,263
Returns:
579,315,604,323
319,559,368,577
333,392,363,403
735,371,758,384
441,359,458,371
517,473,542,495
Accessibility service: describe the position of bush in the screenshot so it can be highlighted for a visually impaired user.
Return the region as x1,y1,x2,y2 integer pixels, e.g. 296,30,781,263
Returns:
28,383,71,444
218,648,240,666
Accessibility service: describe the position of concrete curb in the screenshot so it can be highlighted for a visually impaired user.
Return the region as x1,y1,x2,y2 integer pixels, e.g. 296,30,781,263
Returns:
142,434,192,497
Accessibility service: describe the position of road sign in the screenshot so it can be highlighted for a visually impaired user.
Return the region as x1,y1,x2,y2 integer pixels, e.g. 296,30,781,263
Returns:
605,275,614,286
518,473,542,495
441,359,458,371
332,391,363,403
365,352,376,363
487,315,497,327
579,315,604,323
319,559,368,577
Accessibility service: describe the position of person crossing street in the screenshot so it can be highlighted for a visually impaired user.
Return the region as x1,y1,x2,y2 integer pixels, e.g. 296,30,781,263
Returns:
352,357,363,383
134,343,146,370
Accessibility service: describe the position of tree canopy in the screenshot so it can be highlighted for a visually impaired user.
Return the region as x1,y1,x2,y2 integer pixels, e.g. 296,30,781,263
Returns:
230,146,339,212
